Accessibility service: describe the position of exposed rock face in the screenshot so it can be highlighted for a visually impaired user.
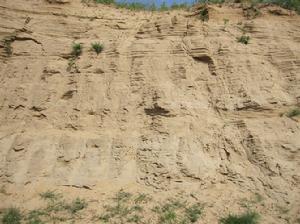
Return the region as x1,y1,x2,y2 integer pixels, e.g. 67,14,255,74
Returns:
0,0,299,223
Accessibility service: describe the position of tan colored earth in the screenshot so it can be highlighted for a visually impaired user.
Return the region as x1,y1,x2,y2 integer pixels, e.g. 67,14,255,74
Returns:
0,0,299,223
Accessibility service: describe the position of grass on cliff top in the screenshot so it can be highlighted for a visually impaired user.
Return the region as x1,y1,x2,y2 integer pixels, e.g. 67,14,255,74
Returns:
89,0,190,11
89,0,300,13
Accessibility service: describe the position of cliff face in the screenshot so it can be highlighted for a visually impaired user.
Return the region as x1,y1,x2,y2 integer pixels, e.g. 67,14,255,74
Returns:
0,0,299,223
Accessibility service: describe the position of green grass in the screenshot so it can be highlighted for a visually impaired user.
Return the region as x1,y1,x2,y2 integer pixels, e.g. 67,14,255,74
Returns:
114,189,132,202
237,35,250,44
91,42,103,54
26,210,45,224
134,193,150,204
3,36,15,56
72,43,82,57
159,210,177,223
2,208,22,224
99,202,134,222
38,191,88,222
39,190,59,201
224,18,229,25
1,190,206,224
258,0,300,14
199,7,209,21
127,214,143,223
66,198,87,214
99,190,149,223
153,199,203,224
94,0,114,4
92,0,189,11
185,203,203,223
253,193,263,204
91,0,299,13
116,1,148,10
220,211,259,224
286,108,300,118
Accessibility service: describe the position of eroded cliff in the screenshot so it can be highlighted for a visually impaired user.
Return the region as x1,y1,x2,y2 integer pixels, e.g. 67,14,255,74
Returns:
0,0,299,223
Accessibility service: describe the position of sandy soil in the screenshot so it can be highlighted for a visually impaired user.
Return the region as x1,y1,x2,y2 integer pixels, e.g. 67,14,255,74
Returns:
0,0,299,223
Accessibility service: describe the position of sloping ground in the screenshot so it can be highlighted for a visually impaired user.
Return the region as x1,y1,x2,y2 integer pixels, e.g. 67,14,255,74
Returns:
0,0,299,223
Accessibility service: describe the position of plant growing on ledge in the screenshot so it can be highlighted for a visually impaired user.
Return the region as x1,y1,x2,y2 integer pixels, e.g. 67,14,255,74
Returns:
72,43,82,57
199,7,209,21
286,108,300,118
237,35,250,44
91,42,104,55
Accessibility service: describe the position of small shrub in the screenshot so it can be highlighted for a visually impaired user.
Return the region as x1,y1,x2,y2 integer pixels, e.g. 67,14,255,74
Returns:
170,3,188,10
39,190,59,201
2,208,22,224
286,108,300,118
159,210,177,223
44,200,68,213
199,8,209,21
3,35,16,56
114,189,132,202
222,18,229,31
220,211,259,224
91,42,103,54
127,214,142,223
67,198,87,214
224,18,229,25
134,193,150,204
268,0,300,14
117,2,147,10
237,35,250,44
244,4,261,19
253,193,263,203
99,190,143,223
185,203,203,223
27,210,44,224
94,0,114,4
72,43,82,57
154,199,190,224
160,2,168,11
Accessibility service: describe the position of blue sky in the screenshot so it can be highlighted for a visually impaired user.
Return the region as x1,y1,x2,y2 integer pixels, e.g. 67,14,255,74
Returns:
116,0,198,6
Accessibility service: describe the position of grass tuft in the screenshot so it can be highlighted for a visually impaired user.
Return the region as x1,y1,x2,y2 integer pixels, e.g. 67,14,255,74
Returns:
220,211,259,224
87,0,300,13
2,35,16,57
94,0,114,4
67,198,88,214
153,199,202,224
237,35,250,44
134,193,150,204
91,42,104,54
199,7,209,21
286,108,300,118
185,203,203,223
27,210,45,224
2,208,22,224
114,189,132,202
39,190,59,201
92,0,189,11
72,43,82,57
